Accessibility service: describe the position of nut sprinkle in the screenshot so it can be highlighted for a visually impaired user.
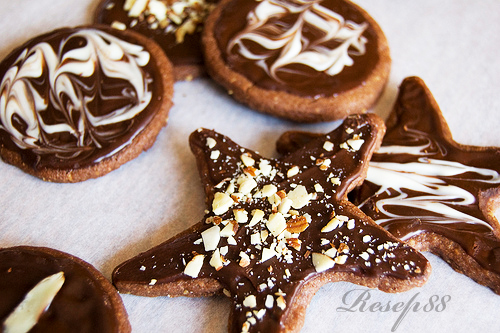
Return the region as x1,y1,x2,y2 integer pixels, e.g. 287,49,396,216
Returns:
113,114,430,333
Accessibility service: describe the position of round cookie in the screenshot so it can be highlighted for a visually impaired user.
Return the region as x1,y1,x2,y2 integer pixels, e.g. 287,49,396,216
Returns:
0,246,130,333
203,0,391,122
95,0,218,81
0,25,174,182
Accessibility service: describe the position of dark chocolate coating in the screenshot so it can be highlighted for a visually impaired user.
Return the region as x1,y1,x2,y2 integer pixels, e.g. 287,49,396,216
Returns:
113,114,429,333
275,77,500,287
1,246,128,333
0,26,164,170
214,0,380,97
95,0,217,67
355,77,500,275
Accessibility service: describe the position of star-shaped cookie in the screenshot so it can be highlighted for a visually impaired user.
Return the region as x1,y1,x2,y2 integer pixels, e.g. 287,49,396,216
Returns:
112,114,430,333
276,77,500,294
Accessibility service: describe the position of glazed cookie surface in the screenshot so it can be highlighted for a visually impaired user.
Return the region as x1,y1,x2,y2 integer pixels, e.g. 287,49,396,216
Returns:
95,0,218,80
203,0,390,122
113,114,430,333
276,77,500,294
0,246,130,333
0,25,174,182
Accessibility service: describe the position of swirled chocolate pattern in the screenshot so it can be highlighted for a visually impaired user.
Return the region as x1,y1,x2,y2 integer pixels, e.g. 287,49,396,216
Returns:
275,77,500,291
0,27,158,170
354,78,500,278
228,0,368,82
364,132,500,229
215,0,380,97
356,100,500,285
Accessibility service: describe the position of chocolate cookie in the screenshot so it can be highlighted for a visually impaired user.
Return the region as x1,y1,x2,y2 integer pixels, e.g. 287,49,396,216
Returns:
112,114,430,333
202,0,391,122
0,25,174,182
276,77,500,294
95,0,217,81
1,246,130,332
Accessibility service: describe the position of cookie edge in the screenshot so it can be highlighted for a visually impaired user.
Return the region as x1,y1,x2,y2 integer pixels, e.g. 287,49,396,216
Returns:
1,245,131,333
202,0,391,123
0,24,174,183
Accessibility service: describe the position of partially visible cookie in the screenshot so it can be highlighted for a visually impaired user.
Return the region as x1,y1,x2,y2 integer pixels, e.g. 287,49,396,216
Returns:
113,114,430,333
0,25,174,182
276,77,500,294
95,0,218,81
202,0,390,122
0,246,130,332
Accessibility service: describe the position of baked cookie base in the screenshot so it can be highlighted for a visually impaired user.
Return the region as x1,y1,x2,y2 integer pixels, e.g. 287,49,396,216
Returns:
202,0,391,123
0,246,131,333
0,25,174,183
174,64,206,82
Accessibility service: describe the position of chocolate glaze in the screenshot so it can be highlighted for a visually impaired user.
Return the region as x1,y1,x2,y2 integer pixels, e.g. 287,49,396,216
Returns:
214,0,380,98
95,0,217,67
0,247,122,333
0,26,163,170
355,77,500,274
275,77,500,277
113,115,428,333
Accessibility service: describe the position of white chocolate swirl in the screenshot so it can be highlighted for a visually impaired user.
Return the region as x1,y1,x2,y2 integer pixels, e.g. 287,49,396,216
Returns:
227,0,368,81
0,28,152,159
360,129,500,233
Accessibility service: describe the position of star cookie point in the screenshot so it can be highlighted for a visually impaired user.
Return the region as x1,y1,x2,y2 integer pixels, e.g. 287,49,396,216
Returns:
113,113,430,332
276,76,500,295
